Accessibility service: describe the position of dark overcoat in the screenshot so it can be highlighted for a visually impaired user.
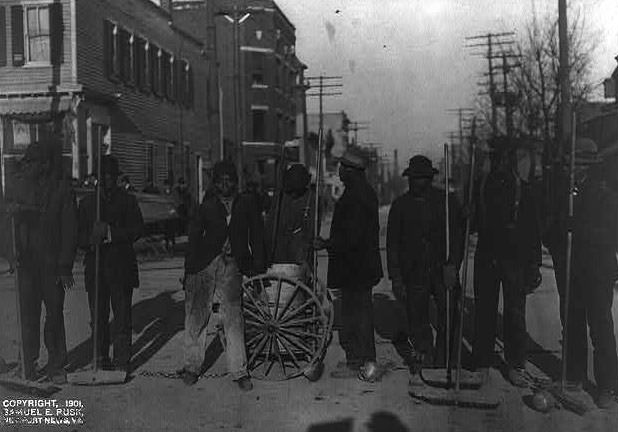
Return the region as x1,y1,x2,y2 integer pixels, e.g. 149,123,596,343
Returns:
327,178,383,290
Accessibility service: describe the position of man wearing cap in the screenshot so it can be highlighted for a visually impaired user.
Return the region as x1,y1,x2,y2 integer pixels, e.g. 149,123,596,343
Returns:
78,155,144,374
181,160,265,390
386,155,464,384
314,148,383,382
472,145,542,387
6,141,78,384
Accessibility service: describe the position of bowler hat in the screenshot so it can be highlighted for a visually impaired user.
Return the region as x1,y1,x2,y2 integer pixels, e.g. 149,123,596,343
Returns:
339,148,366,170
402,155,438,178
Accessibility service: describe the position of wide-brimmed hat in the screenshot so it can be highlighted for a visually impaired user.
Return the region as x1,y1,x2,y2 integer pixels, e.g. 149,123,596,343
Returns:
402,155,438,178
339,148,366,170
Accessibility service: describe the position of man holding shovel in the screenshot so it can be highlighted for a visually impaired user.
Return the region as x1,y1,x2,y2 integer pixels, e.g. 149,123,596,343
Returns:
78,155,143,375
386,155,464,385
5,141,78,384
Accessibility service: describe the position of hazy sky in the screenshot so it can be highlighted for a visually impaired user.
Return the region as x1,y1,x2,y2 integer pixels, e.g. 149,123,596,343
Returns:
276,0,618,165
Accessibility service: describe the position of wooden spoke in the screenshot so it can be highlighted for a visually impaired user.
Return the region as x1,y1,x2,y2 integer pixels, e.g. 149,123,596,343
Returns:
244,287,270,320
262,335,276,377
243,308,266,325
279,316,323,328
279,327,323,341
277,331,314,357
244,317,264,329
276,282,301,321
272,337,287,376
272,278,284,319
275,334,301,369
248,333,270,367
246,332,263,348
279,297,316,324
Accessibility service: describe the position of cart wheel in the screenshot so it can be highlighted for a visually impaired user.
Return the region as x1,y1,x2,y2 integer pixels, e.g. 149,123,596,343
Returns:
243,274,330,381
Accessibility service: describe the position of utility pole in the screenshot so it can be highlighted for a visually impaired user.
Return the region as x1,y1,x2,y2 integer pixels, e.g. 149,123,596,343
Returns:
349,121,370,146
217,6,252,186
466,32,515,137
306,75,343,178
558,0,571,161
306,75,343,133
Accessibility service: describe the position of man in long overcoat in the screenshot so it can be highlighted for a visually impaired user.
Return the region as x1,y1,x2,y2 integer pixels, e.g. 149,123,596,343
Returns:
7,141,78,383
386,155,464,383
314,148,383,382
78,155,144,373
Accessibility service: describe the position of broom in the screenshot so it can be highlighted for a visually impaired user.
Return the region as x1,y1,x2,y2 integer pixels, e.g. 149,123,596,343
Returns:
410,131,499,410
68,153,126,385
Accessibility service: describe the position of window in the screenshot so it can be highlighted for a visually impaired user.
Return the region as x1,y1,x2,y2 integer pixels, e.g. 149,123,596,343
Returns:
181,61,193,108
160,51,173,100
252,72,264,86
25,5,50,63
149,44,161,95
117,27,133,82
134,36,150,90
252,110,266,141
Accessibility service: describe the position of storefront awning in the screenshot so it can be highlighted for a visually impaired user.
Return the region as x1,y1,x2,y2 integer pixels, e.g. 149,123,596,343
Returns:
0,95,73,116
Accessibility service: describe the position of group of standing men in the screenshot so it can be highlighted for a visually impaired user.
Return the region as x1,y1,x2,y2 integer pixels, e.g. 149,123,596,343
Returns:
6,142,143,384
3,136,617,408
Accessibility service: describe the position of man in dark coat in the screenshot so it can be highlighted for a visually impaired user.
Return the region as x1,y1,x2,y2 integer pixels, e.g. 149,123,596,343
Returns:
78,155,144,373
266,163,316,269
181,161,265,390
473,146,542,387
386,155,464,383
6,141,78,383
314,148,383,382
546,145,618,408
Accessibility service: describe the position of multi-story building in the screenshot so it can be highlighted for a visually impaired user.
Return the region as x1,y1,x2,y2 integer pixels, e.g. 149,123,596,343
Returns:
213,0,306,189
0,0,217,199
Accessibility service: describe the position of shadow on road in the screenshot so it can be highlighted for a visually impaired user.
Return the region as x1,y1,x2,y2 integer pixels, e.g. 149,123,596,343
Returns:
306,411,409,432
66,291,185,372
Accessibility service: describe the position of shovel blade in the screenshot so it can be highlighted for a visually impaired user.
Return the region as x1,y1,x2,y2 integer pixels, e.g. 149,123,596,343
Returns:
409,386,501,410
0,376,60,397
421,368,483,389
67,370,127,386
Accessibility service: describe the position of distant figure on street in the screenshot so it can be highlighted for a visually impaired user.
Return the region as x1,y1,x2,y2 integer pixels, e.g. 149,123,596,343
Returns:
181,161,265,390
78,155,144,374
174,177,192,235
472,145,542,388
6,141,78,384
386,155,464,385
314,148,383,382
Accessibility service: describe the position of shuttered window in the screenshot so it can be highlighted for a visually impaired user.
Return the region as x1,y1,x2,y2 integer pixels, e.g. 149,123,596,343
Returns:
11,6,24,66
183,62,194,108
150,44,161,96
103,20,119,80
25,5,50,63
0,7,6,67
161,50,172,100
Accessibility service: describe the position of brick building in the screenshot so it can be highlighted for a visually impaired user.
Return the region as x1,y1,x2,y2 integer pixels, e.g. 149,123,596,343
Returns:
0,0,216,199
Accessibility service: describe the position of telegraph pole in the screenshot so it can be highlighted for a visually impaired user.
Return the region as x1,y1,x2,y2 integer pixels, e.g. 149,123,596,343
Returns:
558,0,571,160
306,75,343,133
466,32,515,136
217,6,253,186
349,121,370,145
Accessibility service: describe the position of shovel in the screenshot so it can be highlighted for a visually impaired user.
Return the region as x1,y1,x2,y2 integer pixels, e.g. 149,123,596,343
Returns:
68,152,126,386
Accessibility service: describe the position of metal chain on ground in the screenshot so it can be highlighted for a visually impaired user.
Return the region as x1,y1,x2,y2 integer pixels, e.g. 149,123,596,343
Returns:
137,370,229,380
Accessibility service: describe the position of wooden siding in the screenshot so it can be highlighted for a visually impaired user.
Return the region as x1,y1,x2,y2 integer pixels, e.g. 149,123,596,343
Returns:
0,0,75,92
75,0,214,190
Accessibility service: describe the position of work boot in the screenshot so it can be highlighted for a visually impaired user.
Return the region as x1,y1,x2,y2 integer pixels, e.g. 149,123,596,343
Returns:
596,389,615,409
358,361,381,383
507,367,529,388
236,376,253,392
49,371,67,385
